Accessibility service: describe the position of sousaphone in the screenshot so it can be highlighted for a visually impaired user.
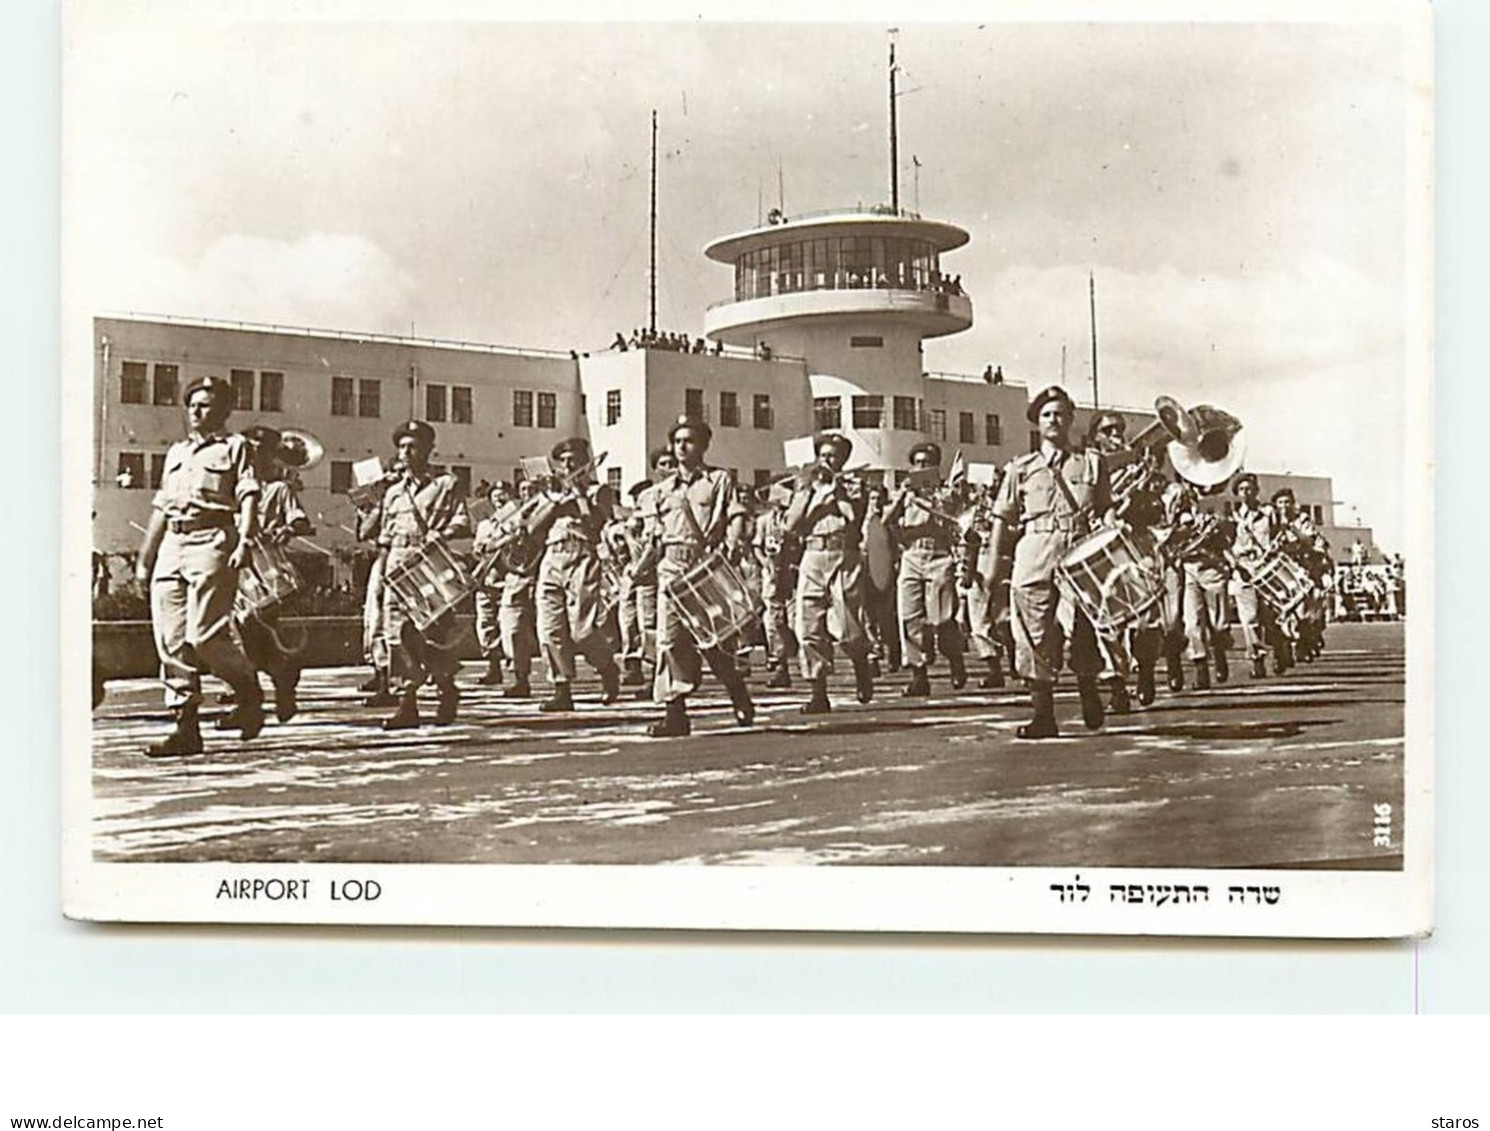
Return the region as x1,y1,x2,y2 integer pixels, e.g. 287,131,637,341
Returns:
1151,395,1246,488
275,427,326,472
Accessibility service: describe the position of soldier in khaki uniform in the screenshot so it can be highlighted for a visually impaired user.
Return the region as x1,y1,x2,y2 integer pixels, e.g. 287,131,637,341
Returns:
783,431,875,714
617,449,674,696
134,375,264,756
1272,487,1332,664
375,420,472,729
883,440,967,697
471,481,514,687
637,418,754,737
1228,473,1278,680
752,480,799,689
959,478,1008,690
529,436,622,712
988,385,1112,738
495,476,543,699
233,424,315,723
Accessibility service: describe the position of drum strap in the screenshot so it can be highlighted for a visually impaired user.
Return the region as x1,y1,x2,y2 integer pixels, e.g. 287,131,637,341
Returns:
1043,456,1089,533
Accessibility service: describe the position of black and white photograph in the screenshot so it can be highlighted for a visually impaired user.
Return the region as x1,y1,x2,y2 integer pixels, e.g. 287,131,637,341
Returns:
63,2,1433,935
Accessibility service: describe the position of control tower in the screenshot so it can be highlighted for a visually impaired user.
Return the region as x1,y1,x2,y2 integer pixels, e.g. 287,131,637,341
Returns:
702,207,973,467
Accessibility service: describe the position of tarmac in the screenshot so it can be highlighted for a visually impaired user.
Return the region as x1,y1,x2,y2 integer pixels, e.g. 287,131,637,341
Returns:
88,621,1406,869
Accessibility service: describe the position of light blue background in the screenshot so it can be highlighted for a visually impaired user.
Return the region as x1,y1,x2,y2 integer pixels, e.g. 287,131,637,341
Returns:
4,0,1483,1014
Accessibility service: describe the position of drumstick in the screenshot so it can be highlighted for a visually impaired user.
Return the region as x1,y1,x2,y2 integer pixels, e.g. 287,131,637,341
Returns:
293,536,335,557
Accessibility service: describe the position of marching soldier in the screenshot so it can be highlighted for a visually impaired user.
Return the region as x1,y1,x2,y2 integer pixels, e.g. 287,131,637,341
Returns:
638,417,754,737
1272,487,1332,663
883,440,967,696
988,385,1111,738
133,375,264,756
1228,472,1278,679
530,436,622,711
619,448,676,695
1169,480,1235,690
374,420,472,729
356,452,404,707
495,476,542,699
753,476,800,689
959,477,1009,690
471,481,515,687
233,424,315,723
782,431,876,714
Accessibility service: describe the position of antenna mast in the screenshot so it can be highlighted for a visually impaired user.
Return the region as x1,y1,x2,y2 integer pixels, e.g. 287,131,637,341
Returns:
888,29,900,212
1089,271,1100,409
649,110,658,336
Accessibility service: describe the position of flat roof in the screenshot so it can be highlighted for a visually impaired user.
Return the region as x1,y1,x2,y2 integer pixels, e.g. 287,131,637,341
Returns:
705,208,971,263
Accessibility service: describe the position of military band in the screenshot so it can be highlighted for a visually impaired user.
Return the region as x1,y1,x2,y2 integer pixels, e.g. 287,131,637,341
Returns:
129,377,1347,756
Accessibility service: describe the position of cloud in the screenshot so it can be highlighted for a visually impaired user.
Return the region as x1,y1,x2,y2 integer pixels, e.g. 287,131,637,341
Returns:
83,232,418,336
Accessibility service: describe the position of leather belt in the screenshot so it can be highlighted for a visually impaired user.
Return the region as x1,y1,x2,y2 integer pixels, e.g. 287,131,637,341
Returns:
166,514,233,535
546,537,593,552
662,543,703,564
804,535,851,551
1025,517,1085,534
904,537,949,552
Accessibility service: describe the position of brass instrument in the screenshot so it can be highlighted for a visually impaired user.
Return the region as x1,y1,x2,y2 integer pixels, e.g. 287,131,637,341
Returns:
1123,396,1246,489
275,427,325,471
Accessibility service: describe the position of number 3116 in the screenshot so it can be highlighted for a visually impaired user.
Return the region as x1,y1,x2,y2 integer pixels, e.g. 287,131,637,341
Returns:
1373,802,1392,848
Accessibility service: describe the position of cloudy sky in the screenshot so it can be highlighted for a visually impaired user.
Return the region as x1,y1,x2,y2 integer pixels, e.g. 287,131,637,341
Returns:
63,6,1427,548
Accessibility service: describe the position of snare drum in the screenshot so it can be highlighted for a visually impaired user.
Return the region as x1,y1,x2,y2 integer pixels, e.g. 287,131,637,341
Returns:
1245,549,1312,618
234,539,303,620
663,548,760,650
385,539,474,631
1054,525,1164,638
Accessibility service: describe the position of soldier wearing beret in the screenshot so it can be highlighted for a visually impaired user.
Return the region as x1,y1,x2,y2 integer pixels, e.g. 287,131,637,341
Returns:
1228,472,1278,679
1271,487,1331,665
782,430,876,713
882,439,967,696
231,424,315,723
617,447,676,692
635,417,753,737
988,385,1112,738
471,480,515,688
527,435,622,711
371,419,472,729
133,375,264,756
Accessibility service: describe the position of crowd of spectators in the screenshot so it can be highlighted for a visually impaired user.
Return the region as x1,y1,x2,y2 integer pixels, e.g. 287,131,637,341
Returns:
611,328,723,355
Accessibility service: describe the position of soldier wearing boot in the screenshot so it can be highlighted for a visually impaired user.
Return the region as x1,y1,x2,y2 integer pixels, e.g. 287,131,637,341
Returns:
1168,480,1235,691
638,417,754,737
355,453,404,707
376,420,472,730
753,476,800,690
233,425,315,723
134,375,265,756
883,441,967,697
495,476,543,700
472,481,515,687
960,478,1009,691
1228,472,1278,680
1273,487,1331,663
988,385,1111,739
782,431,876,715
529,437,622,712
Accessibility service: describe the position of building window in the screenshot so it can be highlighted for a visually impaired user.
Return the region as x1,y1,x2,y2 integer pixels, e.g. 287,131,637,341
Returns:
719,391,740,427
425,383,447,423
893,396,918,430
329,460,353,494
116,451,145,489
452,386,473,424
754,469,773,487
813,396,841,431
119,361,148,404
851,395,884,430
1029,429,1040,451
537,391,557,429
331,376,354,417
513,390,534,427
451,465,472,496
684,387,705,421
260,371,284,413
605,389,622,426
358,379,381,418
1313,505,1324,524
229,369,255,411
850,335,883,348
149,452,167,490
928,409,947,442
152,364,179,406
606,467,623,494
959,411,976,445
984,413,1003,446
753,394,774,430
